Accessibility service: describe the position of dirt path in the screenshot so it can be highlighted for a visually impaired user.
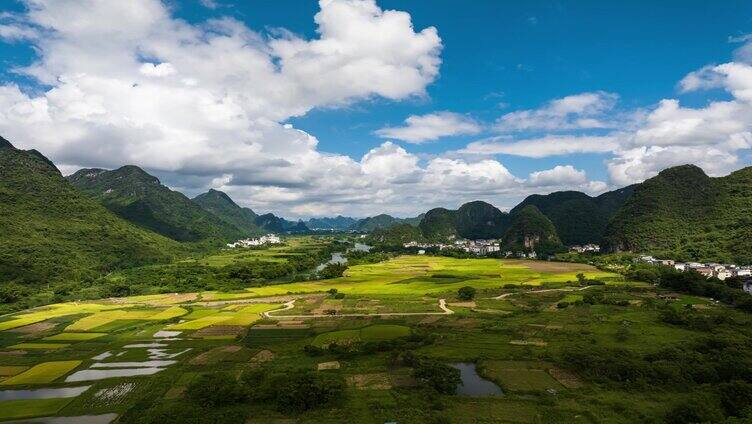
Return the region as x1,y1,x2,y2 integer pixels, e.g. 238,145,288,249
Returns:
262,298,454,319
492,285,596,300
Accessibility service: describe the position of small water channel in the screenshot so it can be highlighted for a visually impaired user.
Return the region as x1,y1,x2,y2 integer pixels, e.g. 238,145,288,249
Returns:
451,363,503,397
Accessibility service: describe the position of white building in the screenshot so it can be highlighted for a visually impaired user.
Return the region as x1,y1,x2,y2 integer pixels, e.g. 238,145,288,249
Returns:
226,234,281,248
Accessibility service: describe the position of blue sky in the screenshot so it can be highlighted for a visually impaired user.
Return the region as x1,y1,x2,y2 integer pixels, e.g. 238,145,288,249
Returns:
1,0,751,217
172,0,752,180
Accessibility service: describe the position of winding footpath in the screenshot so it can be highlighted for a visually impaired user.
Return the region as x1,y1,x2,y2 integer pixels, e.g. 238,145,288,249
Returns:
492,285,597,300
262,298,454,319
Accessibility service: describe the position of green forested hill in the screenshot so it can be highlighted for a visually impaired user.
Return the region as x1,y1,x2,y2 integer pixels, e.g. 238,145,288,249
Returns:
419,208,458,240
368,223,425,245
306,216,358,230
0,141,179,285
502,205,562,253
512,186,635,245
455,201,510,239
603,165,752,264
192,189,262,236
419,201,510,241
254,213,309,233
67,166,244,243
350,214,422,232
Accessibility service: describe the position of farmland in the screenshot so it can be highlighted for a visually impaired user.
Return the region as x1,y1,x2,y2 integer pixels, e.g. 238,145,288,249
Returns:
0,248,750,423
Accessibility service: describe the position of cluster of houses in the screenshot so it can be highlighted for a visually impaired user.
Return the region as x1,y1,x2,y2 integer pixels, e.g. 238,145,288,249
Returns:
569,244,601,253
226,234,282,248
638,255,752,281
403,239,538,259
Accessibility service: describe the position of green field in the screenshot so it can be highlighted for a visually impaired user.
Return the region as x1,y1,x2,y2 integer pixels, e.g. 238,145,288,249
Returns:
198,256,620,301
0,248,750,423
1,361,82,385
0,398,76,421
312,324,411,347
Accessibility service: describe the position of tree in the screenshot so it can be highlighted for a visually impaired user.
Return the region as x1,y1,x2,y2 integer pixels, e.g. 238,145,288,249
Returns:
186,373,246,407
576,273,587,285
274,371,345,412
718,380,752,417
457,286,477,301
665,395,724,424
414,360,461,394
319,263,348,279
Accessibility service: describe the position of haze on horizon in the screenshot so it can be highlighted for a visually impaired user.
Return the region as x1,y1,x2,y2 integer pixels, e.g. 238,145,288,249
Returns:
0,0,750,219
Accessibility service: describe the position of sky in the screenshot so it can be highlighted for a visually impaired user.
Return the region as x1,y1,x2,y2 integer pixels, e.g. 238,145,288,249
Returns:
1,0,751,218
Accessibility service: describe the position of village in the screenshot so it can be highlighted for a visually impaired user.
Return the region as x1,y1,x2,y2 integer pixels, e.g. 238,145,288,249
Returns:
637,255,752,281
225,233,282,248
403,239,541,258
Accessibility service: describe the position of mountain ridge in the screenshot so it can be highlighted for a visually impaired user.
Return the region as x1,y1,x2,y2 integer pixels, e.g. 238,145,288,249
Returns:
0,140,180,285
67,166,245,243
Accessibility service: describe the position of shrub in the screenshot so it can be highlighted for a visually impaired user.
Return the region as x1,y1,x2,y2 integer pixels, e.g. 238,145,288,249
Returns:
187,373,246,407
413,360,461,394
665,394,724,424
457,286,477,301
274,371,345,412
319,263,348,279
556,301,569,309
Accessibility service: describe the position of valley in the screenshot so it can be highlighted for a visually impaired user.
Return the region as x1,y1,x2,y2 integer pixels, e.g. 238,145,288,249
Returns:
1,245,750,423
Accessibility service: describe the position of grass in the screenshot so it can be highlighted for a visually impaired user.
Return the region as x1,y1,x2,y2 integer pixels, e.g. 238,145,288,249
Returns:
0,366,28,376
166,304,280,329
312,324,411,347
0,303,122,331
360,324,410,341
0,361,82,385
480,361,564,392
167,314,233,330
8,343,70,349
0,398,75,421
203,256,621,299
43,332,107,341
0,244,745,423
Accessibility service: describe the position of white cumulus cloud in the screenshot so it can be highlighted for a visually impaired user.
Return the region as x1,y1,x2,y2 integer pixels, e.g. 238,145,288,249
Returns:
375,111,481,143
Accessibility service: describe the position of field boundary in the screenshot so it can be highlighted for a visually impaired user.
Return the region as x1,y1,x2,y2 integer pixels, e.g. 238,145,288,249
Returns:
492,285,597,300
262,299,453,320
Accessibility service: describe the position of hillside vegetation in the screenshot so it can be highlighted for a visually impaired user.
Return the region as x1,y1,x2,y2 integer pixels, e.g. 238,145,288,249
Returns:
350,214,423,232
512,186,635,245
0,140,180,285
603,165,752,264
502,205,563,254
67,166,243,243
192,189,262,236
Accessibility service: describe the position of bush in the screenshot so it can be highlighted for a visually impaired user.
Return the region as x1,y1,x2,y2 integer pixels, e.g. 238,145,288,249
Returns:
274,371,345,412
186,373,246,407
319,263,348,279
413,360,461,394
556,301,569,309
457,286,477,301
718,380,752,417
665,394,724,424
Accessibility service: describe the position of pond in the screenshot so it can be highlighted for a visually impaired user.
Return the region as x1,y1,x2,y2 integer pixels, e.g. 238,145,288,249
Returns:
65,367,165,382
351,243,372,252
90,360,177,368
0,386,91,401
451,363,503,397
316,252,348,272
